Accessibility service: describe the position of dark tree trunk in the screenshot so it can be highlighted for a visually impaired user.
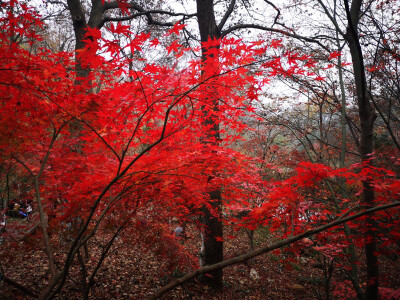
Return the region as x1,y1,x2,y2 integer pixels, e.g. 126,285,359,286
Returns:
344,1,378,299
67,0,105,79
67,0,90,79
196,0,224,289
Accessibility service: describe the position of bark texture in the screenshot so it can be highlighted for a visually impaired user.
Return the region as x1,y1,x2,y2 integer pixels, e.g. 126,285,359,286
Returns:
344,1,378,299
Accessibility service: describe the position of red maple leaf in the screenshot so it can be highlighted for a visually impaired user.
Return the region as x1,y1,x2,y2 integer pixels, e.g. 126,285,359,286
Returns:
328,51,341,60
367,65,382,72
136,32,151,43
166,40,181,54
202,36,221,49
85,27,101,40
270,39,283,49
109,22,131,36
149,38,160,47
166,21,186,36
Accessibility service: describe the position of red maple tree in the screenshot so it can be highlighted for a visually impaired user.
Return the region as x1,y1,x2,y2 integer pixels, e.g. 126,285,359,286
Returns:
0,1,399,299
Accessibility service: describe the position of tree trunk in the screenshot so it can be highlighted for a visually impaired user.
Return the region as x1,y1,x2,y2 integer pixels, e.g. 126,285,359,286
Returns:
337,33,365,300
67,0,89,79
196,0,224,289
344,1,378,299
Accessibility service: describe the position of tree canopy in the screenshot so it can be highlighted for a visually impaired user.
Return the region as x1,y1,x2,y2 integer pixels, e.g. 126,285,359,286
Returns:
0,0,399,299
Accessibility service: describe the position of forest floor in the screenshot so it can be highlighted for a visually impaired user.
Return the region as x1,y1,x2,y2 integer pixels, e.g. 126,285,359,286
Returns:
1,219,400,299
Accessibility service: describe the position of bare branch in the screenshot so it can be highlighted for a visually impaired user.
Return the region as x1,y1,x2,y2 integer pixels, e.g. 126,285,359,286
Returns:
315,0,346,37
2,276,39,298
101,10,196,28
263,0,281,27
221,24,329,51
102,1,195,27
218,0,236,31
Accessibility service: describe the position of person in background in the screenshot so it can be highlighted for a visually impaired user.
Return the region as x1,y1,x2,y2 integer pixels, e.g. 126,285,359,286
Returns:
174,226,184,237
0,211,6,233
14,202,20,212
25,203,32,221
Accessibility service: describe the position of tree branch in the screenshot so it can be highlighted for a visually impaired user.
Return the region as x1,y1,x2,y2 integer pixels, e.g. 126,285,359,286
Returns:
103,1,195,27
221,24,329,51
217,0,236,31
2,276,39,298
150,201,400,299
263,0,282,27
101,10,196,28
315,0,346,37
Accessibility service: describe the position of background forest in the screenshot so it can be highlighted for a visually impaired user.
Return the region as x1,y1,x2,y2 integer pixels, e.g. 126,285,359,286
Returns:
0,0,400,299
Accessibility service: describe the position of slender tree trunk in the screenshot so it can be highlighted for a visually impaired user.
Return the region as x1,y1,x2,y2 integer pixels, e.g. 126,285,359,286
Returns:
34,177,56,276
337,34,365,300
39,3,103,298
196,0,224,289
344,1,378,299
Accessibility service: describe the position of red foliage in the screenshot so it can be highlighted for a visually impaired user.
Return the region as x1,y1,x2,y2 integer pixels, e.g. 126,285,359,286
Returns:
0,1,399,297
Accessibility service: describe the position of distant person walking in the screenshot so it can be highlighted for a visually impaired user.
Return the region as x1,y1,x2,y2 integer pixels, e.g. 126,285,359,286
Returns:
174,226,184,237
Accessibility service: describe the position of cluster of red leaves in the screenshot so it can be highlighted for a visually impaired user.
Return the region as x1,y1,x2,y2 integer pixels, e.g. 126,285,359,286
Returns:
1,3,399,297
0,0,331,230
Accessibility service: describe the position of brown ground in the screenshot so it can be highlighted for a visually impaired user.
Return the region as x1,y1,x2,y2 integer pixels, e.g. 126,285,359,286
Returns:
1,220,399,299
